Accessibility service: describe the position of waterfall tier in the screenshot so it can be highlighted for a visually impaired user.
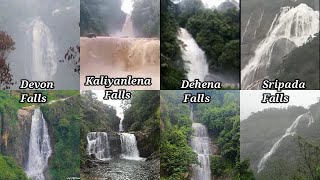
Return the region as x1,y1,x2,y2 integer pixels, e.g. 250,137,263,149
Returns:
25,108,52,180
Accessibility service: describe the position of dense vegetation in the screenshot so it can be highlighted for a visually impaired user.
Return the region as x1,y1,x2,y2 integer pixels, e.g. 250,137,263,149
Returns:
0,31,16,90
192,91,253,178
274,33,320,89
160,90,252,179
80,90,120,167
0,91,80,179
41,92,81,179
160,0,187,89
80,0,126,36
131,0,160,38
122,91,160,153
80,0,160,38
0,155,28,180
242,101,320,179
161,0,240,89
160,91,197,179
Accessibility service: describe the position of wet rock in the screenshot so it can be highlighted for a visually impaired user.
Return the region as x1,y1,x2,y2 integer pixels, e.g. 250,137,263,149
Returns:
108,133,121,158
87,33,96,38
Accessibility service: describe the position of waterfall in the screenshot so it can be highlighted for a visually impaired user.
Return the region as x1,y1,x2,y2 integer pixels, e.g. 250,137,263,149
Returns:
241,4,319,89
26,18,57,81
119,118,124,132
257,112,314,173
25,108,52,180
178,28,209,81
122,14,134,37
87,132,111,160
242,13,253,43
190,107,211,180
254,10,264,38
120,133,143,160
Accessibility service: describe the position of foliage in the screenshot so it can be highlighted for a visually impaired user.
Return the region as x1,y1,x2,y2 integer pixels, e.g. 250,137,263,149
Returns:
60,45,80,75
160,0,240,88
0,155,29,180
160,91,197,179
80,90,121,167
131,0,160,38
274,33,320,89
80,0,126,36
40,92,81,179
160,0,187,89
185,8,240,74
122,90,160,155
192,91,241,177
0,31,16,89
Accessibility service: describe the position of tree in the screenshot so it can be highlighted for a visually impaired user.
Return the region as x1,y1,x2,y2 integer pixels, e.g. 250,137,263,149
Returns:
0,31,16,89
60,45,80,75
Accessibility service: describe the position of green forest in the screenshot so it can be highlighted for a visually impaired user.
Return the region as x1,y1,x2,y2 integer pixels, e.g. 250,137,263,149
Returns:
160,90,254,179
161,0,240,89
241,101,320,179
0,90,80,179
274,33,320,89
80,90,160,179
80,0,159,37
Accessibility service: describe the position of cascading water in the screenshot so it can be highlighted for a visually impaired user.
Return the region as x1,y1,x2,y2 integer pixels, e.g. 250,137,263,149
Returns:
257,112,314,173
178,28,209,81
87,132,111,160
25,108,52,180
120,133,142,160
190,107,211,180
241,4,319,89
26,18,57,81
121,0,134,37
119,118,124,132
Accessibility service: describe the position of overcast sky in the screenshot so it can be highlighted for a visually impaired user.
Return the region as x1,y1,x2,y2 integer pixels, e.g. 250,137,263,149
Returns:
92,90,124,119
241,90,320,120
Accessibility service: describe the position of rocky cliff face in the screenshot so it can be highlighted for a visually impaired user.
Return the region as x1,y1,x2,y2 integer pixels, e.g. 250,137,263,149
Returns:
0,105,35,168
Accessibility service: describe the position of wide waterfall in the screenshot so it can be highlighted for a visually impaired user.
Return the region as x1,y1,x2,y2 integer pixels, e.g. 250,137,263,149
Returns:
120,133,142,160
190,106,211,180
178,28,209,81
87,132,111,160
257,112,314,173
25,108,52,180
26,18,57,81
241,3,319,89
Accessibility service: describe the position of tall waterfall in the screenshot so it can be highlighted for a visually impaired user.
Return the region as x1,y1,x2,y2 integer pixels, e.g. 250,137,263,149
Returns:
27,18,57,81
178,28,209,81
120,133,142,160
257,112,314,173
190,107,211,180
87,132,111,160
241,4,319,89
25,108,52,180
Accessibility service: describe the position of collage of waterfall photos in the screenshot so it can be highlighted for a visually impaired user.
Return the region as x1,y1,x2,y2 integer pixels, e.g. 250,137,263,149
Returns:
0,0,319,180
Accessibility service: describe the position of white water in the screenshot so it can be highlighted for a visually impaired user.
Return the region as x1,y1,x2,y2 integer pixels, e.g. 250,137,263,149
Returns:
119,118,124,132
87,132,111,161
27,18,57,81
25,108,52,180
257,112,314,173
190,106,211,180
120,133,143,161
254,10,264,38
242,13,253,43
178,28,209,81
241,4,319,89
